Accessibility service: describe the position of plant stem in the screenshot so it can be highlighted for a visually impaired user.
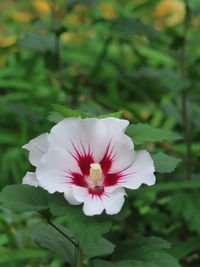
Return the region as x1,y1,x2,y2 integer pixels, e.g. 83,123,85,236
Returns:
179,0,192,180
76,244,83,267
47,218,78,247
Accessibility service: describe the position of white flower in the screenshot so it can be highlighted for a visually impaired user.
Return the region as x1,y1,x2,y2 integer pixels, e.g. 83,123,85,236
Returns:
22,118,155,216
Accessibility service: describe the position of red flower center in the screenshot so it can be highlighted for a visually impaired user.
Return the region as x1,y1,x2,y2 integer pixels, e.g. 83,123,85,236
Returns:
65,141,127,196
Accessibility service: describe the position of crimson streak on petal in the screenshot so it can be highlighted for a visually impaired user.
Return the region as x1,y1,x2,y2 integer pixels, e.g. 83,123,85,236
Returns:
70,142,94,176
100,141,116,174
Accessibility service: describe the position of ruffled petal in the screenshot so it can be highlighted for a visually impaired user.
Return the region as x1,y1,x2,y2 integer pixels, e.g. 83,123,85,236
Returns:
48,118,108,163
64,189,82,205
122,150,156,189
72,186,88,202
22,172,39,187
83,195,105,216
82,187,126,216
103,187,126,215
36,149,81,194
48,117,133,166
22,133,48,167
101,118,133,149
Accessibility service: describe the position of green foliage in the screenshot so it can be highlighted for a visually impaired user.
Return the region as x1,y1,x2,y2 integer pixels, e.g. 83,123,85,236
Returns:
0,249,48,264
0,0,199,265
98,110,123,118
169,191,200,234
152,152,182,173
108,18,158,40
18,32,57,53
112,237,180,267
0,185,48,212
48,193,112,254
31,223,75,264
51,104,92,118
126,123,182,145
94,237,180,267
93,259,146,267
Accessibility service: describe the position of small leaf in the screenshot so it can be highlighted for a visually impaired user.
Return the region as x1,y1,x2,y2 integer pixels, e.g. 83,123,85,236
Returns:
112,237,180,267
169,191,200,234
31,223,75,263
18,32,56,53
87,237,115,258
172,236,200,260
47,111,64,123
48,193,112,254
99,111,123,119
152,152,182,173
0,185,48,212
93,259,145,267
108,18,158,40
0,249,48,264
126,123,182,145
51,104,92,119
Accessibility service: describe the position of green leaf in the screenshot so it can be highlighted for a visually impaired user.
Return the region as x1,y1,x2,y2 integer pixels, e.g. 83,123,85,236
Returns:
108,18,158,40
93,259,149,267
112,237,180,267
169,191,200,234
87,237,115,258
51,104,92,119
172,236,200,260
0,185,48,212
31,223,75,264
18,32,56,53
66,0,99,10
48,193,112,254
0,249,48,264
126,123,182,145
152,152,182,173
47,111,64,123
99,110,123,119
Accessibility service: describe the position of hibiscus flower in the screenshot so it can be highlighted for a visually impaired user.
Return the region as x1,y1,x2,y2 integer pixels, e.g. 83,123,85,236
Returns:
22,118,155,216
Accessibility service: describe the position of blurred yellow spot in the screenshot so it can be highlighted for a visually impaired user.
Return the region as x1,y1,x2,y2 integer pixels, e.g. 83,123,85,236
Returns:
140,111,150,119
100,3,116,19
67,14,82,24
60,32,83,44
155,0,185,29
33,0,51,14
74,5,88,13
0,35,17,47
10,11,34,23
192,16,200,28
123,110,134,120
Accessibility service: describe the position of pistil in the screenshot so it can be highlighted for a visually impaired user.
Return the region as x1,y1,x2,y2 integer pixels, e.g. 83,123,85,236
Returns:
88,163,103,187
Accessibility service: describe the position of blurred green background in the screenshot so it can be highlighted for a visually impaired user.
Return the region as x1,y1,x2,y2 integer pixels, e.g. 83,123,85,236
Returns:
0,0,200,266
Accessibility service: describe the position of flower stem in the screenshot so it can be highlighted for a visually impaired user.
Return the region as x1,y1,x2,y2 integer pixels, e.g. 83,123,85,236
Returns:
47,218,78,247
76,244,83,267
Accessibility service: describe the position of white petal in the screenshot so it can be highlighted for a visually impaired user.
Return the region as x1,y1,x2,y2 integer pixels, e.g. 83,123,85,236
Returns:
101,118,133,149
103,187,126,215
72,186,88,202
47,117,134,164
83,195,105,216
36,149,81,194
82,187,126,216
22,172,39,187
109,144,135,173
22,133,48,167
64,189,82,205
48,118,107,161
122,150,156,189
